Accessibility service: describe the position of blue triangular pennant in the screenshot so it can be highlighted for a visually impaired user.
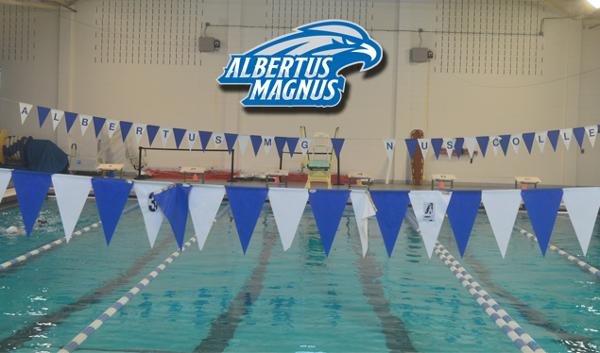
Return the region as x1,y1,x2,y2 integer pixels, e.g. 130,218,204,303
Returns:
12,170,52,236
405,139,418,158
499,134,511,155
65,112,78,133
572,127,585,149
431,138,444,159
224,133,238,153
547,130,560,151
308,189,349,256
119,121,133,142
476,136,489,157
286,137,299,157
370,190,409,257
447,190,481,257
91,178,133,245
250,135,262,156
225,186,268,254
154,184,191,249
454,138,465,159
172,128,187,149
274,137,287,158
93,116,106,138
331,138,345,159
199,131,213,151
522,132,535,154
521,188,563,256
146,125,160,145
37,106,51,127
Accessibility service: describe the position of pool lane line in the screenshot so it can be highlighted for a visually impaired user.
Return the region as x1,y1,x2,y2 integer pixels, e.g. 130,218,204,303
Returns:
348,216,418,352
405,214,545,353
57,236,198,353
193,230,276,353
0,234,173,351
434,245,546,353
464,256,594,351
515,226,600,280
0,204,139,273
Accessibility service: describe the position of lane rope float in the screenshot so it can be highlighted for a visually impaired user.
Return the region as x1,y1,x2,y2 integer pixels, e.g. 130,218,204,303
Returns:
57,236,197,353
405,214,546,353
0,205,139,272
515,226,600,279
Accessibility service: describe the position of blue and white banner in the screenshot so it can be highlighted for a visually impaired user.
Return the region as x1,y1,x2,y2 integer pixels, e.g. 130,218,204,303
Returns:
133,181,170,248
409,190,450,258
481,190,521,258
19,102,32,124
350,190,376,257
0,169,11,204
562,187,600,255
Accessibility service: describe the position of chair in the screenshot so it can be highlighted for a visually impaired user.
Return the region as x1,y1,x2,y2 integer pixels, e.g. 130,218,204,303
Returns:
305,132,334,189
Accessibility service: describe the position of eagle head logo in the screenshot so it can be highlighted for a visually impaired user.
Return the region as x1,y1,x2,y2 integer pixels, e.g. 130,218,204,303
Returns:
217,20,383,108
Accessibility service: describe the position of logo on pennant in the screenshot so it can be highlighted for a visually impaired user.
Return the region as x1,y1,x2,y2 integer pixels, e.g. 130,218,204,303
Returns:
217,20,382,108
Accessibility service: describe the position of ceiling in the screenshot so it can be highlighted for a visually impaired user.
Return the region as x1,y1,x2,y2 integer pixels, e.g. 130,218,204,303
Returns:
0,0,598,21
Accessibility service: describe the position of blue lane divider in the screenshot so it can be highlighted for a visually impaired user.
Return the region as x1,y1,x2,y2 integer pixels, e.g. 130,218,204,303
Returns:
0,204,138,272
406,213,546,353
515,226,600,279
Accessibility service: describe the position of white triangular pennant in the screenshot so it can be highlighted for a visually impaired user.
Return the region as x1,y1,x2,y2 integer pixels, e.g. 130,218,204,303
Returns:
560,128,573,150
50,109,64,131
443,138,455,159
133,123,145,144
79,114,92,136
535,131,547,153
269,187,308,251
237,135,250,155
213,132,225,148
464,137,477,159
187,130,198,150
383,139,395,160
563,187,600,255
188,185,225,250
350,190,376,257
19,102,33,124
409,190,450,258
481,190,521,258
106,119,119,139
262,136,274,155
490,136,501,156
0,169,12,204
51,174,91,242
299,138,311,155
133,181,170,247
511,134,521,154
418,138,430,159
160,128,171,146
585,125,598,147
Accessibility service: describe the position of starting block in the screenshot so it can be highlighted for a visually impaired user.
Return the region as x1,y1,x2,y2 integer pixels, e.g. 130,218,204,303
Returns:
514,176,541,189
265,170,289,187
97,163,124,178
431,174,456,190
180,166,206,183
348,172,374,188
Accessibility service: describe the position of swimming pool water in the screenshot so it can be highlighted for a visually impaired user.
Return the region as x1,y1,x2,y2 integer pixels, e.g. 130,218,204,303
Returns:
0,198,598,353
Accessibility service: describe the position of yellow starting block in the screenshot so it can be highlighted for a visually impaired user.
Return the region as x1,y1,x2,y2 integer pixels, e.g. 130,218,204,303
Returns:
180,166,206,183
431,174,456,190
514,176,541,189
97,163,124,178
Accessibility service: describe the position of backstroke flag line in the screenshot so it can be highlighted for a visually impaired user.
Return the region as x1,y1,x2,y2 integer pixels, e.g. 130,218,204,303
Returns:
481,189,521,258
52,174,92,242
133,181,170,248
188,185,226,251
269,187,308,251
409,190,450,258
370,190,410,257
350,190,377,257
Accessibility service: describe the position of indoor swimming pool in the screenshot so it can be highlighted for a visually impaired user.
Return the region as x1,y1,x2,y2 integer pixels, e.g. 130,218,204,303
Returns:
0,198,598,353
